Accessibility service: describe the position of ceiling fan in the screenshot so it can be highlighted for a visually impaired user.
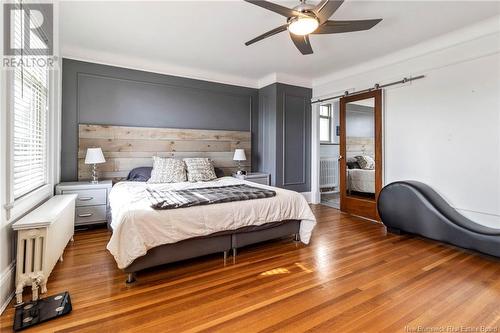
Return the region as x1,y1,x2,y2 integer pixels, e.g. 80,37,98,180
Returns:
244,0,382,55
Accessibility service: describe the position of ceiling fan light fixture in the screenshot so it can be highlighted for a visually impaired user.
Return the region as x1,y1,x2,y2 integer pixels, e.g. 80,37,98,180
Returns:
288,16,319,36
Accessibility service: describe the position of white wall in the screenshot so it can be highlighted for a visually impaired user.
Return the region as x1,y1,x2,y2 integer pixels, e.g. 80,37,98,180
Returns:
384,54,499,227
313,17,500,227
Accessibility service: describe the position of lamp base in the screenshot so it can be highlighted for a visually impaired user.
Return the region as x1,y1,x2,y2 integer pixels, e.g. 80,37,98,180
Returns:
90,164,99,184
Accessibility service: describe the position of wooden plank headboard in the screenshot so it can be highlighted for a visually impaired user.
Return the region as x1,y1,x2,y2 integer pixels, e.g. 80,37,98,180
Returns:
346,137,375,158
78,124,251,181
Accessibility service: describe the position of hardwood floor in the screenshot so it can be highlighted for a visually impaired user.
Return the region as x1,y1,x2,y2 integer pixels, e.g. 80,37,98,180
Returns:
1,205,499,332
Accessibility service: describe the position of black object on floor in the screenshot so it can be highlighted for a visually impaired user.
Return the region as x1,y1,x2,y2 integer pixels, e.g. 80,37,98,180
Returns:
378,181,500,258
13,291,72,331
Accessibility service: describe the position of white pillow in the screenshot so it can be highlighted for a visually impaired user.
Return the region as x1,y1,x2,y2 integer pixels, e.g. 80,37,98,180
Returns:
148,157,186,183
355,155,375,170
183,158,217,182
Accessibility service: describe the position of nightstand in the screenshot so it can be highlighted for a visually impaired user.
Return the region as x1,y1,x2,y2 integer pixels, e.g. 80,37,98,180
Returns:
55,180,112,226
232,172,270,186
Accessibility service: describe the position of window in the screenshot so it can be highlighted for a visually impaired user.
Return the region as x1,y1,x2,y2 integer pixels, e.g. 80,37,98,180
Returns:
10,8,49,199
320,104,332,143
12,66,48,198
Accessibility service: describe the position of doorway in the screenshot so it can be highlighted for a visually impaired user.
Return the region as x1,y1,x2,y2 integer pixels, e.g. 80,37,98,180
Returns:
319,102,341,209
339,90,382,220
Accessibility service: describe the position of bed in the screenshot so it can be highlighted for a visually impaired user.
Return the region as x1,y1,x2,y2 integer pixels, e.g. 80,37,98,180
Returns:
347,168,375,194
106,176,316,282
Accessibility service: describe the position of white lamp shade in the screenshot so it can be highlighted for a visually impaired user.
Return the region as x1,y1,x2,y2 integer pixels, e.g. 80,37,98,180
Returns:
233,149,246,161
84,148,106,164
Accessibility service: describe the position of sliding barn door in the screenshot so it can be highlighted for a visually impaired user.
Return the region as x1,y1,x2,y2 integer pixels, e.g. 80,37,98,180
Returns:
339,90,382,221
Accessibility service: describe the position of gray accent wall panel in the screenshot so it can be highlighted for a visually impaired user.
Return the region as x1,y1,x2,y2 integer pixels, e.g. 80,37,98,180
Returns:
257,84,277,185
76,73,252,130
282,93,307,187
61,59,258,181
257,83,311,192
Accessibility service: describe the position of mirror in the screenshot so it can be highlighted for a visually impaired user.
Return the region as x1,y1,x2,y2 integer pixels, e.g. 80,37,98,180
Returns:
339,90,381,220
345,97,376,201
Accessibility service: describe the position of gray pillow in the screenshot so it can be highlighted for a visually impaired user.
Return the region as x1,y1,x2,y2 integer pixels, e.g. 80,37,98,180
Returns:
214,167,225,178
346,160,360,169
148,157,186,183
183,158,217,182
355,155,375,170
127,167,152,181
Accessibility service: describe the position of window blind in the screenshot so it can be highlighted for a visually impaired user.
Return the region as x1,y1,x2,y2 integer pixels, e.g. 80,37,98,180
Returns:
12,7,49,199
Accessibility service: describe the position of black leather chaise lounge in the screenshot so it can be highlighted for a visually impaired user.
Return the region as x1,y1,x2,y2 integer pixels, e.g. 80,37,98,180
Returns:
378,181,500,258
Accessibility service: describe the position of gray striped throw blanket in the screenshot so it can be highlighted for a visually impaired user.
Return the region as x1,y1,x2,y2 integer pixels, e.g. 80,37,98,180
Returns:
146,184,276,209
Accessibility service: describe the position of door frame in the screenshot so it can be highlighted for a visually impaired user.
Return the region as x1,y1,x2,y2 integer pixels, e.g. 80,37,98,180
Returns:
339,89,383,220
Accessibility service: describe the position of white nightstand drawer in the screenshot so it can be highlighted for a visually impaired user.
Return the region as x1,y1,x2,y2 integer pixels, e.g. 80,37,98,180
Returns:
63,189,107,207
233,173,270,186
76,206,107,224
248,177,269,185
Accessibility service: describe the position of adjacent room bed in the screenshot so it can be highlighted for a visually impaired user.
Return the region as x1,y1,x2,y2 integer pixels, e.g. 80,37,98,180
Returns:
106,170,316,283
347,168,375,194
346,155,375,195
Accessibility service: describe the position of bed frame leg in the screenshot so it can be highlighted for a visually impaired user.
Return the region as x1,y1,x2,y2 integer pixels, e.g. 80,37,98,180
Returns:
294,233,300,242
232,248,237,264
223,250,228,266
126,273,136,284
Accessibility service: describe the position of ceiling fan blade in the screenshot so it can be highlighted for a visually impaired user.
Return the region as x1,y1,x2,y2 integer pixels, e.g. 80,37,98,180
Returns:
245,24,288,46
312,19,382,34
289,33,313,55
314,0,344,23
244,0,302,18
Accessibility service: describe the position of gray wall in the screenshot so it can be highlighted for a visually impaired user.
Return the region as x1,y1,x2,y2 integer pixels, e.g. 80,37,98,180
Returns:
257,84,277,180
257,83,312,192
61,59,258,181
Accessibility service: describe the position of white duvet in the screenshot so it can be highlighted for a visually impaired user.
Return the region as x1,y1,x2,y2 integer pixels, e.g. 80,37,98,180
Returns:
347,169,375,193
107,177,316,269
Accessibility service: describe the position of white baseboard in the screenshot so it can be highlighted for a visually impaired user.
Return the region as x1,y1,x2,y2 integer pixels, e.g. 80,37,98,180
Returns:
0,261,15,315
300,192,312,203
300,191,322,204
311,191,321,204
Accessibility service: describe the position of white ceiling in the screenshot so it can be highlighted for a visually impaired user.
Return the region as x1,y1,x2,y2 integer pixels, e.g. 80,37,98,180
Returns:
60,1,500,88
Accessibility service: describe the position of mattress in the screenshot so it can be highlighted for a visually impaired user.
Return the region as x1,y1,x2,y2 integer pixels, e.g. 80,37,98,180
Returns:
348,169,375,193
107,177,316,269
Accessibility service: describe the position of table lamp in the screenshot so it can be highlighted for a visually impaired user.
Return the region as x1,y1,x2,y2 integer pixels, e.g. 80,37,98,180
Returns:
84,148,106,183
233,149,246,175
